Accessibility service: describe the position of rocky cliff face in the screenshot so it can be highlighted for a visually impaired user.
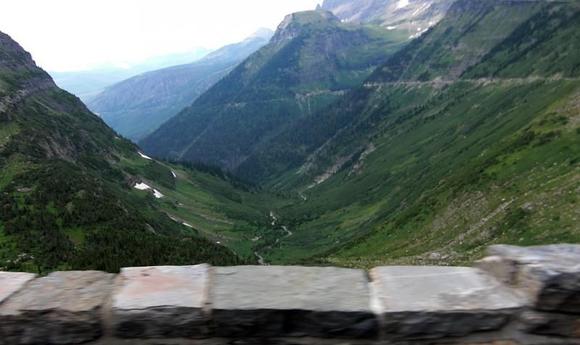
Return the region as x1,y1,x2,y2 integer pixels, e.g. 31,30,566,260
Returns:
321,0,456,35
271,10,341,43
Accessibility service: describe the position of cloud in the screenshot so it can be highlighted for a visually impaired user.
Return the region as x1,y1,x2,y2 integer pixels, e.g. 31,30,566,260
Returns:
0,0,321,71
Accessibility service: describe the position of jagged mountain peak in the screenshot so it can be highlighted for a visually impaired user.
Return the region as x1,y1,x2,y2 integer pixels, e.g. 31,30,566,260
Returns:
0,31,33,65
0,32,54,90
272,10,341,43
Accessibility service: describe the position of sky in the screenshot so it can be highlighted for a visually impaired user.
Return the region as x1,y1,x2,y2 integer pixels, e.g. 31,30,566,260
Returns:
0,0,321,72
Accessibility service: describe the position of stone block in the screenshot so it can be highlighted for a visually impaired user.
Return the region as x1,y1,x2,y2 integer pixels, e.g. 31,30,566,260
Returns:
0,271,113,345
484,245,580,313
112,265,210,339
0,272,35,304
519,310,580,338
476,256,517,286
211,266,377,338
370,266,525,340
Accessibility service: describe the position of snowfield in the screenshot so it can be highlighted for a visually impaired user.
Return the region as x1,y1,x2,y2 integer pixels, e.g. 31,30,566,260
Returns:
138,152,153,160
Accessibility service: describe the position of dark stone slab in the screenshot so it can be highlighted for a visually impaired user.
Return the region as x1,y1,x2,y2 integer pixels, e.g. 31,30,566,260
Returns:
0,271,113,345
370,266,525,340
211,266,377,338
111,265,210,339
483,245,580,313
519,310,580,338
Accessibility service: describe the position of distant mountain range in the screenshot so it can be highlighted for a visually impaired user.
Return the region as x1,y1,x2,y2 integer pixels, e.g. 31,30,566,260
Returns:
50,48,210,102
87,29,273,141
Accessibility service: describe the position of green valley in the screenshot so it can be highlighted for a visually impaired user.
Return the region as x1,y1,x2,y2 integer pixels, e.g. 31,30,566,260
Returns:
1,0,579,274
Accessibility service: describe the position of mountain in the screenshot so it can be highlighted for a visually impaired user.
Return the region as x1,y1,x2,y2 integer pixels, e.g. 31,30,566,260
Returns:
243,0,580,266
141,10,408,170
320,0,456,35
87,29,273,141
3,0,578,274
50,48,210,102
0,31,262,273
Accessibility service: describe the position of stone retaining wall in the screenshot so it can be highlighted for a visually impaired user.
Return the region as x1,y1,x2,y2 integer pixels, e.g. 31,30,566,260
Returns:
0,244,579,345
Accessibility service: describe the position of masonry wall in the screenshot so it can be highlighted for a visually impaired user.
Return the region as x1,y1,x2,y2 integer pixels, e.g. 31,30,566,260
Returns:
0,244,579,345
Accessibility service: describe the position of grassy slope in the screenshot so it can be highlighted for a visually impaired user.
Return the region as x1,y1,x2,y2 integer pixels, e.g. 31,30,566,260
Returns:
0,92,251,272
253,0,580,265
118,156,290,260
250,0,549,187
325,80,580,267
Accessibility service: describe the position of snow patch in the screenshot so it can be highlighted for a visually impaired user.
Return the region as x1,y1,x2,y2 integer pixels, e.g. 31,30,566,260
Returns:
138,152,153,160
134,182,151,191
396,0,410,9
182,222,194,228
153,189,164,199
171,171,177,178
387,26,397,30
133,182,164,199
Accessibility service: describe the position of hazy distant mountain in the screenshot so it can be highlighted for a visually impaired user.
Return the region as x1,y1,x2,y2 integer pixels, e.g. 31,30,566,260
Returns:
321,0,455,36
140,10,407,169
50,48,210,102
87,29,273,141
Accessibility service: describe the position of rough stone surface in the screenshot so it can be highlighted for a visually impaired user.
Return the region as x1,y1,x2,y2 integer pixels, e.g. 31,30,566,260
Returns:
485,244,580,313
370,266,525,340
112,265,210,339
211,266,377,338
519,310,580,338
476,256,517,286
0,271,113,345
0,272,35,304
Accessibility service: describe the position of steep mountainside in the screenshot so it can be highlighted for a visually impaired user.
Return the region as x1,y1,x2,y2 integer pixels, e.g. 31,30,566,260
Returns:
87,30,273,141
141,10,408,170
237,0,580,266
0,31,270,273
321,0,455,35
239,0,552,183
